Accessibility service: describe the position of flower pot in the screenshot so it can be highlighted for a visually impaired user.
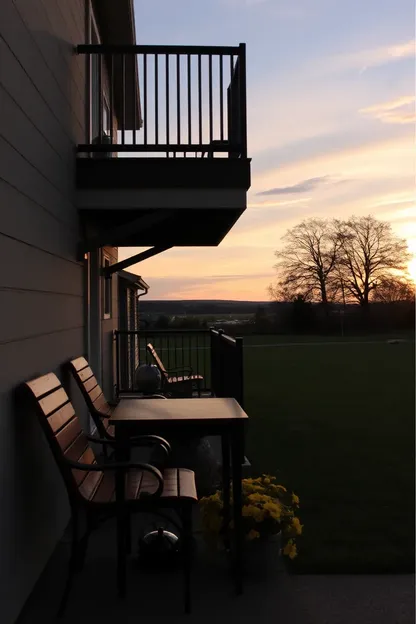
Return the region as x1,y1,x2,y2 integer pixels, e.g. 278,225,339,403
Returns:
244,531,285,578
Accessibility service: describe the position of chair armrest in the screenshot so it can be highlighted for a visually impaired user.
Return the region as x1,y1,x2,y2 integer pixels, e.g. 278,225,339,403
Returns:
64,459,164,496
86,434,171,456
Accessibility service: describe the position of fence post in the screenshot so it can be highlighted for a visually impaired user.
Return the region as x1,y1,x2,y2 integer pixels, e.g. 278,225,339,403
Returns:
235,336,244,408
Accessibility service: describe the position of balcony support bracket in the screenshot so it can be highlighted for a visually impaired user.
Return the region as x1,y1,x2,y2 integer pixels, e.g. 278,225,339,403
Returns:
102,245,173,277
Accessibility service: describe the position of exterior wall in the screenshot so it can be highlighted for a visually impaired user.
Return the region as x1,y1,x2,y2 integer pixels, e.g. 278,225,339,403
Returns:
0,1,88,622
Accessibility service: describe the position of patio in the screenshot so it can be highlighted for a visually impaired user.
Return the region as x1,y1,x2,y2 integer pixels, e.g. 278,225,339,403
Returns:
17,512,414,624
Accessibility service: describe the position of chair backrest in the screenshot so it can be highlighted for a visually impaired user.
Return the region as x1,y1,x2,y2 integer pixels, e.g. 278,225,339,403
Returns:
23,373,99,504
68,357,113,438
146,344,168,378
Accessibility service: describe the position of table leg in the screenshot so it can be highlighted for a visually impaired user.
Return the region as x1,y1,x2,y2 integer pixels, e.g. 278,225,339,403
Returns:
221,433,231,551
231,426,244,595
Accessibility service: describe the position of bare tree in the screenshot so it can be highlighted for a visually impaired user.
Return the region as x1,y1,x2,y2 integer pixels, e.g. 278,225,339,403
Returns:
372,276,415,303
269,219,340,305
334,216,411,307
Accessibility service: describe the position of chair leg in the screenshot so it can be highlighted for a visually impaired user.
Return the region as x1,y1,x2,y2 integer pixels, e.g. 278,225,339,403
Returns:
125,513,132,555
76,530,90,573
182,503,193,614
57,515,79,618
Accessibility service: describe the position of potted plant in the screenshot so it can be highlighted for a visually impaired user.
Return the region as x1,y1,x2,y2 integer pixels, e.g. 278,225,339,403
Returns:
199,474,302,568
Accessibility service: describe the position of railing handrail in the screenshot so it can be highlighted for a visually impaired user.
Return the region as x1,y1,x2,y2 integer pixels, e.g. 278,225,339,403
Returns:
115,328,211,336
77,44,243,55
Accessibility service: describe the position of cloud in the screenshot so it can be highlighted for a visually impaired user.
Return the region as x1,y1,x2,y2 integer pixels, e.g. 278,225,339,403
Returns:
257,176,331,196
360,96,416,125
317,39,415,75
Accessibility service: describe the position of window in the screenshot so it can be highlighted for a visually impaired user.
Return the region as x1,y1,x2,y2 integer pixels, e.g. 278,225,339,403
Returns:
103,256,112,319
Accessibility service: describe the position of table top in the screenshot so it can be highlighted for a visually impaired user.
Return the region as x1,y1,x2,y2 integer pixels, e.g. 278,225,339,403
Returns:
110,397,248,423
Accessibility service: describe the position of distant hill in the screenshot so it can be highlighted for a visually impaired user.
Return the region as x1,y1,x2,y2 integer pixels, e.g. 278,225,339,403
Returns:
140,299,271,315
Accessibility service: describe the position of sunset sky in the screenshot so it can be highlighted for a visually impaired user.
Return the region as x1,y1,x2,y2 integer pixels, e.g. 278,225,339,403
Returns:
120,0,415,300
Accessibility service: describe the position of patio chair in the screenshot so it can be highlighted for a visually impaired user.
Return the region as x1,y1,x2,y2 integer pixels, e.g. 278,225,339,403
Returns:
67,356,166,444
22,372,197,615
146,343,203,397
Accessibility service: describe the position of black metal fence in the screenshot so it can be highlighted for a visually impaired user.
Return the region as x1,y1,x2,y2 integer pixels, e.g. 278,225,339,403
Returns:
114,328,244,405
77,43,247,158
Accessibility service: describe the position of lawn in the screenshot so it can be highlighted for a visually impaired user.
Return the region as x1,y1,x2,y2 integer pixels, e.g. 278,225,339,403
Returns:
243,336,415,573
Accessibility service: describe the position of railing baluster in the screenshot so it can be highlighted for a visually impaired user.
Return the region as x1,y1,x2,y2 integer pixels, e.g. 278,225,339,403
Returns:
109,55,114,144
219,54,224,141
133,53,137,145
166,53,170,155
143,53,148,145
238,43,247,159
196,332,199,390
121,54,126,145
98,54,102,142
198,54,202,148
155,54,159,145
209,54,213,146
176,54,181,149
187,54,192,146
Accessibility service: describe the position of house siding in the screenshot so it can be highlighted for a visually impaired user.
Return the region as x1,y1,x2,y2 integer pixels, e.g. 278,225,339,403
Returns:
0,1,88,622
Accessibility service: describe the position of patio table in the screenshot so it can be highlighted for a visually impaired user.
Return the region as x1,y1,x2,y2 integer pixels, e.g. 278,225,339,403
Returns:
110,397,248,593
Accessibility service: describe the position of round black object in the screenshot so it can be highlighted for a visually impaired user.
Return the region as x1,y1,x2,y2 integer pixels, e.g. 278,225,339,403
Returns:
138,527,181,570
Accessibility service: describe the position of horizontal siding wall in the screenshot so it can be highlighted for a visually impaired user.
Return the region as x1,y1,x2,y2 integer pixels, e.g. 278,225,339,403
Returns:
0,1,87,622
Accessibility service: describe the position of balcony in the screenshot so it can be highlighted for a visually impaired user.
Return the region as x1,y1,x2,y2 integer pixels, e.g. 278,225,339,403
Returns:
114,328,244,405
76,44,251,251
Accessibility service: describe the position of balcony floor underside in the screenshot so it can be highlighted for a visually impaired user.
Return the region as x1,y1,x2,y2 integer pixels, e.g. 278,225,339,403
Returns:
80,206,245,248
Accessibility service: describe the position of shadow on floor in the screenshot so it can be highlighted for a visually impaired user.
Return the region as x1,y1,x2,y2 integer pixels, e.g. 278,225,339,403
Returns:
18,516,415,624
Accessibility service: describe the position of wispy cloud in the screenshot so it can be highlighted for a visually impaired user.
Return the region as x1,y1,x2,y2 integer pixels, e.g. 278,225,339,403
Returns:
360,96,416,124
257,176,331,196
317,39,415,75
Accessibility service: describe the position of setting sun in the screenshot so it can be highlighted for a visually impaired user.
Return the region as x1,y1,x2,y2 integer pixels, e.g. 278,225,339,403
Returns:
408,257,416,284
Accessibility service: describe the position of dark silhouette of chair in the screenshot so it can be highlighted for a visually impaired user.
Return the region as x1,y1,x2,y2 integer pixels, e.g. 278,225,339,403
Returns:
68,356,166,442
22,373,197,615
146,343,203,397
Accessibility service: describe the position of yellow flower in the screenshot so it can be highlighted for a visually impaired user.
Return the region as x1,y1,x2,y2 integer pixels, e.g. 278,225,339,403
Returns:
242,505,265,522
247,492,272,504
263,501,282,521
291,517,303,535
292,493,300,506
247,529,260,541
263,477,271,485
283,540,298,559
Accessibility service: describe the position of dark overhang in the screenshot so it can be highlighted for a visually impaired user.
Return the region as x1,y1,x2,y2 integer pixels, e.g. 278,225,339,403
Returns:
81,208,245,249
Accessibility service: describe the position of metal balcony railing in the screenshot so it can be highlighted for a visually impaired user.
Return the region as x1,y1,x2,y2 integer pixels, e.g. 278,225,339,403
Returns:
114,328,244,405
77,44,247,158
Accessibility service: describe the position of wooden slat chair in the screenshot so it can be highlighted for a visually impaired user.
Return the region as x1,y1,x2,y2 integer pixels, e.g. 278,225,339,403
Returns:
22,373,197,615
146,343,203,397
68,356,166,444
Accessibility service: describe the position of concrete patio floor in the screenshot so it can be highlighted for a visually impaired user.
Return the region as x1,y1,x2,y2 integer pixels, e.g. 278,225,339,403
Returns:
17,514,415,624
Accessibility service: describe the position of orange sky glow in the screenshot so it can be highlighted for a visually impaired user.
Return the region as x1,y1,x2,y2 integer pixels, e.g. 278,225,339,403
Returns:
121,4,415,300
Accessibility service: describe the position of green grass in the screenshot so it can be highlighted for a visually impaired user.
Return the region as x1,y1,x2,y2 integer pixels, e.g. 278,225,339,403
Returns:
244,336,415,573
